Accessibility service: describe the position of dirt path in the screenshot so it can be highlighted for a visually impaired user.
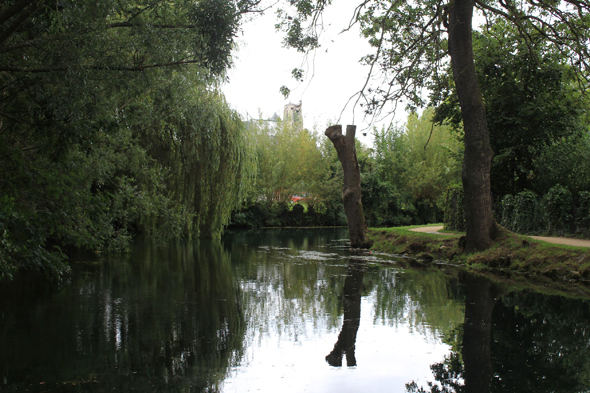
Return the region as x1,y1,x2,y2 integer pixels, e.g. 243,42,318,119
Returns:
529,236,590,248
409,225,590,248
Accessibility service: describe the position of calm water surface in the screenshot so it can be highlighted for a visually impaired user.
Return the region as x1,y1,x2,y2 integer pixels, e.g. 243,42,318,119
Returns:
1,228,589,392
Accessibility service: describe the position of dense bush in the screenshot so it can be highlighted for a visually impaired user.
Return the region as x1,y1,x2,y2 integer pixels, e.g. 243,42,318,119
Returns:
500,191,540,235
542,185,573,236
228,202,346,229
446,184,590,238
575,192,590,237
444,184,465,231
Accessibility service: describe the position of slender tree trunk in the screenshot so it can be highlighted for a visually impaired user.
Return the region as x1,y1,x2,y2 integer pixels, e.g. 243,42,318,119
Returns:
448,0,498,252
325,125,371,248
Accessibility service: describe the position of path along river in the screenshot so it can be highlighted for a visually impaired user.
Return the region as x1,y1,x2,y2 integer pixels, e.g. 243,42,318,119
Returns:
411,225,590,247
1,228,590,392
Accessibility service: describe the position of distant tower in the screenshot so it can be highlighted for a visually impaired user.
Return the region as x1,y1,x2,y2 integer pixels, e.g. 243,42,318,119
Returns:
283,102,303,129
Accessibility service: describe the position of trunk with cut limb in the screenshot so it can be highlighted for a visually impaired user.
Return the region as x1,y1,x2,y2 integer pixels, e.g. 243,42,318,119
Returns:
325,125,371,249
448,0,499,252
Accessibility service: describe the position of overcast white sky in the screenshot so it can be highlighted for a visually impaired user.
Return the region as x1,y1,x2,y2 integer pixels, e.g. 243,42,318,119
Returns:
222,0,407,140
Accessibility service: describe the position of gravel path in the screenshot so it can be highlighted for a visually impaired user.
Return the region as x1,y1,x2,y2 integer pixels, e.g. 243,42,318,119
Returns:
409,225,590,248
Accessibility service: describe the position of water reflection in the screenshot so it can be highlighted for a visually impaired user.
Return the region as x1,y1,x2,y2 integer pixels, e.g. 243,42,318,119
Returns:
407,272,590,393
462,273,503,393
0,240,244,392
1,229,590,392
326,261,365,367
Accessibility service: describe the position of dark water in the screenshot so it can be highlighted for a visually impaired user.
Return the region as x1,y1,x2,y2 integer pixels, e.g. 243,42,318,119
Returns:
1,228,590,392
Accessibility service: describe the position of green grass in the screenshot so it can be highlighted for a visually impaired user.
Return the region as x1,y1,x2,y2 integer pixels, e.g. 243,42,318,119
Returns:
368,225,590,297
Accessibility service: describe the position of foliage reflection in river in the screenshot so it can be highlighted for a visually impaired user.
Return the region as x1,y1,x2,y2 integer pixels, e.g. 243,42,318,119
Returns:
2,228,590,392
407,273,590,393
0,240,244,392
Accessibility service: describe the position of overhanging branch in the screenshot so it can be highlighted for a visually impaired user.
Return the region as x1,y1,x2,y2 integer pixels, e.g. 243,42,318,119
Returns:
0,59,207,73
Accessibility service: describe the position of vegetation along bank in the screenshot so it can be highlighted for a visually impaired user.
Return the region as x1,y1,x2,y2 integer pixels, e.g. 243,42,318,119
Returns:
369,225,590,288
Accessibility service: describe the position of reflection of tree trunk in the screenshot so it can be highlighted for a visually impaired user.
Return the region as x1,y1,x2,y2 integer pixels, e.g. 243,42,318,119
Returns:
326,262,364,367
325,125,370,248
461,273,503,393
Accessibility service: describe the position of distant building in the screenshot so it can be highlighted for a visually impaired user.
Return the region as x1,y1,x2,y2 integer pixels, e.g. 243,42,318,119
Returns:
244,112,280,133
244,102,302,132
283,102,302,129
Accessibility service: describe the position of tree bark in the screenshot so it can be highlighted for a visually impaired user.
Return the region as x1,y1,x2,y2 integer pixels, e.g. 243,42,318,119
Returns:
325,125,371,248
448,0,499,252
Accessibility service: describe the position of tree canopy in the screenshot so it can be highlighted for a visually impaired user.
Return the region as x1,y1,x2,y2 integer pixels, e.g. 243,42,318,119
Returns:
277,0,590,251
434,20,589,198
0,0,263,279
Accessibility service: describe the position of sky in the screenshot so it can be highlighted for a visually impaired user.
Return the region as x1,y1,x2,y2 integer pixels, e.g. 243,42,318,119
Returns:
222,0,408,141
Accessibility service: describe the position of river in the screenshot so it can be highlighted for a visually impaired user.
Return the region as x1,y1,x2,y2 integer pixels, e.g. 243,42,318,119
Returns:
1,228,589,392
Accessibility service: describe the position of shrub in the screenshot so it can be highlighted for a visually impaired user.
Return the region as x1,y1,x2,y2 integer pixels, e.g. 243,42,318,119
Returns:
512,190,540,234
500,194,515,230
574,191,590,237
444,184,465,231
541,184,573,236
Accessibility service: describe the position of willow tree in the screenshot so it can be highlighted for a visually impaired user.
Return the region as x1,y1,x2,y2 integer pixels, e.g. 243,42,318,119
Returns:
278,0,590,252
137,72,256,238
0,0,263,278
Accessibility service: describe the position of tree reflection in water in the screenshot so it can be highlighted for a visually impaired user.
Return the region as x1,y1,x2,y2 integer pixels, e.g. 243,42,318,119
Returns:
0,240,245,392
326,260,365,367
407,272,590,393
406,273,504,393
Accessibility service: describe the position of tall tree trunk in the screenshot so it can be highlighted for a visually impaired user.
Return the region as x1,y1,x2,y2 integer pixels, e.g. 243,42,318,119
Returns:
325,125,371,248
448,0,498,252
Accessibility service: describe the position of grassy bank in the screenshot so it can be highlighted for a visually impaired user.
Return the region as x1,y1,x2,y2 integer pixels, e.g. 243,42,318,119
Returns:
368,225,590,294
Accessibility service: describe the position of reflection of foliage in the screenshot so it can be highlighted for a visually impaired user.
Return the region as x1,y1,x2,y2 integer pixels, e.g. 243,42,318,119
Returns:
0,240,244,392
224,228,466,349
406,327,464,393
491,292,590,393
224,228,351,338
406,288,590,393
372,269,465,340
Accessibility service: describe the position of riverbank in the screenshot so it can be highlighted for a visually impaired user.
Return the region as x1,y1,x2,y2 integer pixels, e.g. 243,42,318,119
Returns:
368,225,590,294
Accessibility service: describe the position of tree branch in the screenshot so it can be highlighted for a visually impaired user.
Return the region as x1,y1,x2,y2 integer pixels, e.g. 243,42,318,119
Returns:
0,59,207,73
0,0,40,47
108,22,198,29
0,0,36,26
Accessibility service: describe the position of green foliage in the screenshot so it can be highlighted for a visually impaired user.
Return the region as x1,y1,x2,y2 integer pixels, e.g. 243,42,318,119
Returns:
369,109,462,227
500,194,516,233
444,184,465,232
498,187,590,237
230,118,346,228
0,196,69,280
576,192,590,237
0,0,259,278
138,73,256,238
542,185,573,236
500,191,540,235
435,21,588,198
279,0,590,250
532,134,590,196
362,171,416,227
